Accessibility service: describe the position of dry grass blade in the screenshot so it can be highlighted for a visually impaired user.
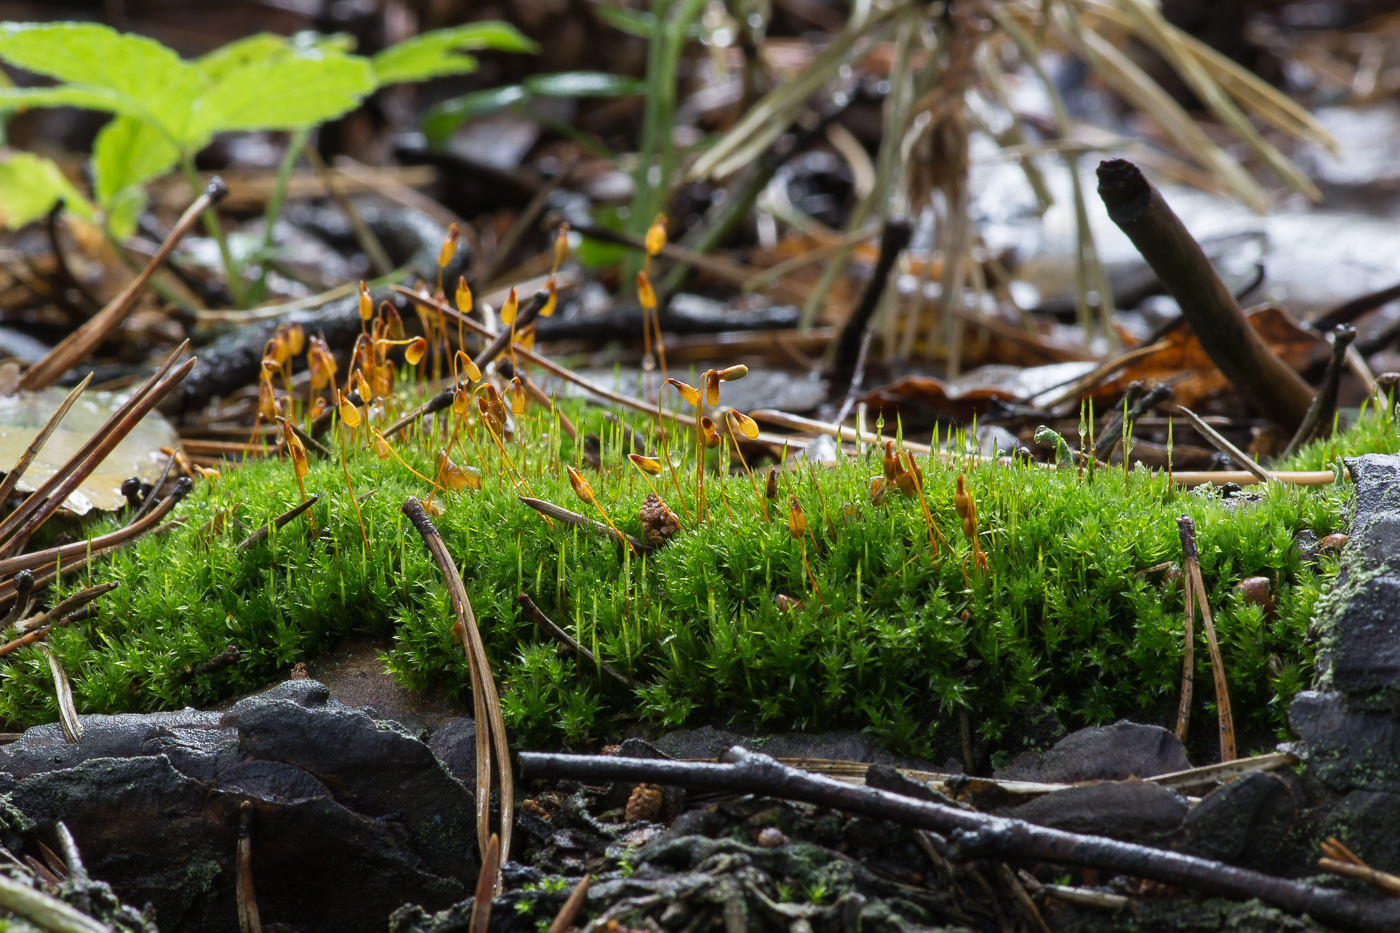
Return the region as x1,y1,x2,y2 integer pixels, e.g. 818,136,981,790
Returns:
547,875,592,933
1146,751,1297,789
1178,515,1235,762
469,834,502,933
1048,7,1266,211
402,497,513,885
17,180,224,392
1175,556,1194,744
0,341,192,554
0,478,192,577
1176,406,1270,483
0,374,92,507
37,644,81,745
237,801,262,933
234,493,321,552
0,871,110,933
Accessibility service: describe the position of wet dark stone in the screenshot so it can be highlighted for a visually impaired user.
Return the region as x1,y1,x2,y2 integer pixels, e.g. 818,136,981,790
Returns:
993,721,1190,783
427,717,477,783
1005,780,1189,841
0,679,476,933
1176,772,1300,872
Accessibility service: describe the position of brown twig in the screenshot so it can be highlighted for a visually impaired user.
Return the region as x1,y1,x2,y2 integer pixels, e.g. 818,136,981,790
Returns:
1096,159,1312,430
831,217,912,376
517,497,652,554
11,582,117,637
18,182,223,392
517,747,1398,933
517,594,631,687
1178,516,1234,762
234,494,321,553
1319,838,1400,898
402,497,513,885
236,801,262,933
469,834,502,933
1282,325,1356,459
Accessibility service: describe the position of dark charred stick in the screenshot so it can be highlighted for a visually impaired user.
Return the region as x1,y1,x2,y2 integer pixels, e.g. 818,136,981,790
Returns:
517,593,631,687
183,644,241,679
1282,325,1357,460
831,329,874,428
479,161,575,287
235,493,321,553
1093,381,1146,462
1096,160,1312,431
518,496,653,554
472,289,550,373
0,571,34,628
13,582,118,636
831,218,913,379
1096,383,1172,462
1311,281,1400,333
45,203,101,314
0,583,119,657
382,388,455,440
517,747,1397,933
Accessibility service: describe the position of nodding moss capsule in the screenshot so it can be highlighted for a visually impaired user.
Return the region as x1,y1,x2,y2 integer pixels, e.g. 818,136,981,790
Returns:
353,370,373,404
452,387,470,417
371,428,393,461
438,223,460,269
455,350,481,384
358,281,373,321
765,467,778,500
553,223,570,273
954,474,976,538
436,449,480,492
629,453,662,475
882,441,899,482
704,369,720,406
636,271,657,312
456,276,472,314
566,466,596,505
869,476,890,507
257,378,278,421
726,409,759,440
717,365,748,382
310,397,328,420
285,323,305,357
645,214,667,257
308,337,337,391
405,337,428,366
666,378,700,407
337,391,361,427
700,416,720,449
509,377,526,416
281,421,309,480
787,496,806,539
540,277,558,318
382,303,405,341
501,287,519,326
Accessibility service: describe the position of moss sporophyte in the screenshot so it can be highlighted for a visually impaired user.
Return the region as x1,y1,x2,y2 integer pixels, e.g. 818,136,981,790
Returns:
7,319,1383,752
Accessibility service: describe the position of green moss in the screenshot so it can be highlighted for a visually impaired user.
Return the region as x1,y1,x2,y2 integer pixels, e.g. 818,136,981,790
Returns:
4,395,1378,757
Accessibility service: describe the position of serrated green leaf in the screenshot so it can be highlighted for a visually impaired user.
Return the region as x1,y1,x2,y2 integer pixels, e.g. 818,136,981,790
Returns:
189,52,376,141
421,85,528,147
0,151,93,229
370,22,538,86
0,22,203,137
92,116,178,204
523,71,645,97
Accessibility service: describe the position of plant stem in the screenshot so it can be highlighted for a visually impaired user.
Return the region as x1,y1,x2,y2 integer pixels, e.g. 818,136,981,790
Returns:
182,155,245,308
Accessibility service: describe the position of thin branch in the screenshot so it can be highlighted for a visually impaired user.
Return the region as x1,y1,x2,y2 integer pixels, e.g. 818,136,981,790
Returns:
517,594,631,687
517,747,1398,933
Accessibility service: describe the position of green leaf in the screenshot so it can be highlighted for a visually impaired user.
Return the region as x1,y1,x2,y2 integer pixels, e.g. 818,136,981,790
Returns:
92,116,178,205
523,72,645,97
421,85,527,147
371,22,538,86
0,85,140,120
0,23,202,135
0,151,93,229
189,52,376,141
103,186,148,241
195,33,290,80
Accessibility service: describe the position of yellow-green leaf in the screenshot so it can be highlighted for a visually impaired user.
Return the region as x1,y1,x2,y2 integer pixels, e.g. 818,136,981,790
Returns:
0,152,94,230
371,23,537,86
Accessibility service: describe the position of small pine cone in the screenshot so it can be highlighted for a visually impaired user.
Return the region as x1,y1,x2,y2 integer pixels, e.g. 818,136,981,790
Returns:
639,493,681,549
625,784,663,822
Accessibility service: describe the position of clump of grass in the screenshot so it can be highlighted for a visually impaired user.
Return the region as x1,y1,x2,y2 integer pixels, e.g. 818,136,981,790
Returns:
1,394,1377,758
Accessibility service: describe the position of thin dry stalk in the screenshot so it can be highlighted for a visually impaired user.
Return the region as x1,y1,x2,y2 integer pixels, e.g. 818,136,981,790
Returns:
1177,406,1270,483
547,875,592,933
18,182,223,392
1175,556,1194,743
12,582,117,637
0,583,118,658
402,497,513,886
518,497,652,553
469,834,502,933
1319,837,1400,898
236,801,263,933
517,594,630,687
37,644,81,745
0,374,92,506
234,494,321,552
1178,515,1235,762
0,871,109,933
